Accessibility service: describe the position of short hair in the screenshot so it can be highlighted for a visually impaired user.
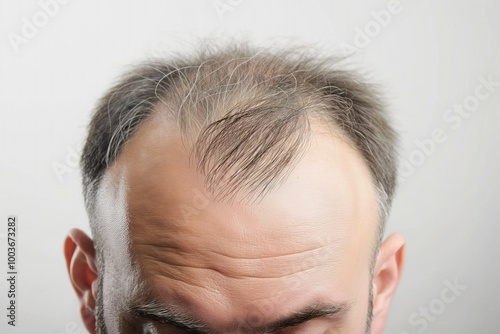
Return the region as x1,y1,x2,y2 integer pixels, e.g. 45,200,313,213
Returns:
81,44,399,252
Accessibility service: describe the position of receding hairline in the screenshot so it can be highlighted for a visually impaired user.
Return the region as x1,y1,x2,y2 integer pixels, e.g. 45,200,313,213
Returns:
109,105,375,202
81,44,398,257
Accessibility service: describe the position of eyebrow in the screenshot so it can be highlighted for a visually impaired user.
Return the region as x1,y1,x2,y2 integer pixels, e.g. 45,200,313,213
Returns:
130,302,211,333
130,300,350,333
260,303,350,333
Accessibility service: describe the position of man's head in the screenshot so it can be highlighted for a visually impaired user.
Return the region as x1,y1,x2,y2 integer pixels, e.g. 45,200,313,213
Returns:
64,45,404,334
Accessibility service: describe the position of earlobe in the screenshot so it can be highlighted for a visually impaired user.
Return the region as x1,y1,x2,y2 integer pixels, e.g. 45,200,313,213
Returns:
63,228,98,334
370,233,405,334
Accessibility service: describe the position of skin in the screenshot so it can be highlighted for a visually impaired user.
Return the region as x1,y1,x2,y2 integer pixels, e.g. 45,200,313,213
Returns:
64,116,405,334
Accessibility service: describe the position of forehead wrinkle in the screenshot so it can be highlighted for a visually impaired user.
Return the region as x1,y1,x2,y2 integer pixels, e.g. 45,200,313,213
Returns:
133,232,336,279
209,242,335,260
127,186,348,262
139,253,325,283
128,211,345,282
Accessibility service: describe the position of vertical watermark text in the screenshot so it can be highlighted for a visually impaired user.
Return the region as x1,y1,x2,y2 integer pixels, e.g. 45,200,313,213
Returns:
6,216,18,326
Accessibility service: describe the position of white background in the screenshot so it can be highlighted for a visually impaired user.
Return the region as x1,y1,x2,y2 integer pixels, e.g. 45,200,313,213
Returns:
0,0,499,333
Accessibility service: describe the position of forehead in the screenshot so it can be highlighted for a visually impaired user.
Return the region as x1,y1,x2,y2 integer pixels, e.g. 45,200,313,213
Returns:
115,115,378,242
98,115,379,325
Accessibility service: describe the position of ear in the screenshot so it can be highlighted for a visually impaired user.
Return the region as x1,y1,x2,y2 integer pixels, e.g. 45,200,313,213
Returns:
64,228,98,334
370,233,405,334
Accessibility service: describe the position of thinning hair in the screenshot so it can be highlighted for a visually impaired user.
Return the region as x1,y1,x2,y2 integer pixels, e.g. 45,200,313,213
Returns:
81,43,398,255
82,43,397,334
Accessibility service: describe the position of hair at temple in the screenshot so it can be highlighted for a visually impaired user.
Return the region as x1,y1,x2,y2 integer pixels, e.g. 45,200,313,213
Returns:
80,43,399,255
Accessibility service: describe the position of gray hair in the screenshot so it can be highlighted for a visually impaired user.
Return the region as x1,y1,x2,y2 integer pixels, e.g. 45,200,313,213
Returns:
81,44,399,255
